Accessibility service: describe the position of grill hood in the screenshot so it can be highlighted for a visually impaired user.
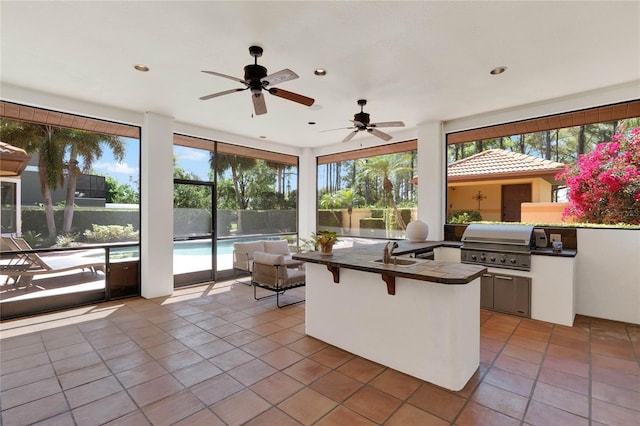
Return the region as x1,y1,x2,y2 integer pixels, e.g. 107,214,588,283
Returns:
461,224,534,251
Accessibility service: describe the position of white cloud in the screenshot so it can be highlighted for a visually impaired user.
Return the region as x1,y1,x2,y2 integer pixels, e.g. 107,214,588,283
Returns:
174,146,209,162
93,161,138,176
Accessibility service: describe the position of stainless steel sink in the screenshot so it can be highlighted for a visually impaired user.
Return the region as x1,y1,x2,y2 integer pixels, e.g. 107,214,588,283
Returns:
371,258,417,267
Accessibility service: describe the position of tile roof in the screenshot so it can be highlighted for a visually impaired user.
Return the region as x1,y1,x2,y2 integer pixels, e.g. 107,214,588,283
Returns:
447,149,566,180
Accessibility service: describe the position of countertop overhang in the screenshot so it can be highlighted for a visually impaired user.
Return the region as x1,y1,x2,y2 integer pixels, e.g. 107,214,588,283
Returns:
293,242,487,285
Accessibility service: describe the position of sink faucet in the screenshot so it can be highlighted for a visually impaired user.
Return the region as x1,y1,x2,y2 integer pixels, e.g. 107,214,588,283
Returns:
383,241,399,264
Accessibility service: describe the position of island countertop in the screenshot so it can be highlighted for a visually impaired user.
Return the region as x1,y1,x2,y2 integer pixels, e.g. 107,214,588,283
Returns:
292,242,487,285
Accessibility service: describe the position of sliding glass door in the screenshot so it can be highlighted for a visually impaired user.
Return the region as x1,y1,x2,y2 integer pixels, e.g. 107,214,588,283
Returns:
173,179,215,287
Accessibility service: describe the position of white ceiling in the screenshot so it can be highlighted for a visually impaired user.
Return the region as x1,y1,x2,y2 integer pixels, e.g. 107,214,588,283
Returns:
1,1,639,149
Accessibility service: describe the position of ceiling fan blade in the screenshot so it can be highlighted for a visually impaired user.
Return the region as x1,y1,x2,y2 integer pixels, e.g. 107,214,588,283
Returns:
199,87,247,101
350,120,366,127
252,92,267,115
268,88,315,106
201,70,246,85
321,126,356,133
262,68,298,87
370,121,405,128
368,128,393,141
342,130,359,143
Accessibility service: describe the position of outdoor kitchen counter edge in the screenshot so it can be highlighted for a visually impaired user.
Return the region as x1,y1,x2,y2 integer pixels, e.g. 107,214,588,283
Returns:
292,242,487,285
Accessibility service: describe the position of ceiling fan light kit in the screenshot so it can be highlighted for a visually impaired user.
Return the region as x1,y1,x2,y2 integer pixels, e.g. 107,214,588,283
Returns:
200,45,315,116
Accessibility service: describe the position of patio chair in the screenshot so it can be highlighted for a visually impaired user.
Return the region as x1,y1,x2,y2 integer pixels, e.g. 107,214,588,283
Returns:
0,237,104,287
251,251,305,308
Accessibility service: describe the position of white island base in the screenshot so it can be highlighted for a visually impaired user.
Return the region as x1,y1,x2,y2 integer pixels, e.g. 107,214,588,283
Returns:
305,263,480,391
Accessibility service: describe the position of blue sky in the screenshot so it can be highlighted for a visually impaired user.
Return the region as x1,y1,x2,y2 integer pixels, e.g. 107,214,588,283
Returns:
91,139,212,186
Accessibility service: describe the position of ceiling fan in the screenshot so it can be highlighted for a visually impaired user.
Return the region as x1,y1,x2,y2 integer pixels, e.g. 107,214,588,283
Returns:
199,45,315,116
327,99,405,142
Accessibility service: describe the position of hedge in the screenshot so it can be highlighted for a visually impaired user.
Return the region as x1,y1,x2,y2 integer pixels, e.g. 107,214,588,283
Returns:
22,208,140,240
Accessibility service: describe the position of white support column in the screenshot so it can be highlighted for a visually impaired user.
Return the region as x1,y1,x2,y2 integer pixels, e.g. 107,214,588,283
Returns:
298,147,316,240
417,121,445,241
141,112,174,298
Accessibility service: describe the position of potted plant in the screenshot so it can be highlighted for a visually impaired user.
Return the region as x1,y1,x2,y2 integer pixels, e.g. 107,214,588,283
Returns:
311,231,340,255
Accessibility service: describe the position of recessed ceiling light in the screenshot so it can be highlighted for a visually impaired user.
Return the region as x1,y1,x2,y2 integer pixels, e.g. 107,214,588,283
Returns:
134,64,149,72
259,135,267,139
314,69,327,76
308,122,316,125
490,66,507,75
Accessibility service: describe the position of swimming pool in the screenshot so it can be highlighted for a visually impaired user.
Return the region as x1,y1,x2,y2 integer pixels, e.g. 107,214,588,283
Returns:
173,239,233,256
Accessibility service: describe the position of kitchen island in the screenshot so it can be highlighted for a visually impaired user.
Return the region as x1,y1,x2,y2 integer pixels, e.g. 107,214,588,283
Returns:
292,243,487,391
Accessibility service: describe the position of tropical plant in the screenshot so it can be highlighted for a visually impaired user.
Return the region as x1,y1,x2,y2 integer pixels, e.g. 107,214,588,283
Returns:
104,176,139,204
213,153,256,210
335,188,363,232
360,154,413,230
62,131,124,233
0,119,125,238
310,230,340,252
556,126,640,225
318,191,342,228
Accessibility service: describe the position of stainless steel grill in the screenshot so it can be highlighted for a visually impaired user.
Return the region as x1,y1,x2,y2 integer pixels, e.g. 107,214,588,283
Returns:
460,224,534,271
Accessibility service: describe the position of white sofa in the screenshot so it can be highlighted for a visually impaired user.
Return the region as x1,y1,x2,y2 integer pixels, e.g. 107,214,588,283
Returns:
232,240,293,275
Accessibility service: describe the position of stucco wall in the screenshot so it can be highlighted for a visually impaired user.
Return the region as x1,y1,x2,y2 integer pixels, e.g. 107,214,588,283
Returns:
575,228,640,324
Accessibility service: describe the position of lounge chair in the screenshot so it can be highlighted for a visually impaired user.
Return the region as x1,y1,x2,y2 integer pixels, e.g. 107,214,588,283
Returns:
0,237,105,287
251,251,305,308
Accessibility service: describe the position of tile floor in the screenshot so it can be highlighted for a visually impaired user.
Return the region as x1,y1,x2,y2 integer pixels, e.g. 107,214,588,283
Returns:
1,280,639,426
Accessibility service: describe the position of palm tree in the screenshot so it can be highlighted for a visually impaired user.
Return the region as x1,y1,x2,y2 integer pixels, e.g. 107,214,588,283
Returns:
318,191,342,230
1,119,124,239
360,154,412,231
212,153,257,233
335,188,363,233
63,131,124,233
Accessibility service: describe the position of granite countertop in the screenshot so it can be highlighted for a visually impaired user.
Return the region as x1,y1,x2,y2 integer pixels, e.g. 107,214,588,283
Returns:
293,242,486,285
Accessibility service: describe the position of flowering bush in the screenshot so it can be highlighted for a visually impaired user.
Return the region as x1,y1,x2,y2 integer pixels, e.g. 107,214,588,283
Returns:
556,126,640,225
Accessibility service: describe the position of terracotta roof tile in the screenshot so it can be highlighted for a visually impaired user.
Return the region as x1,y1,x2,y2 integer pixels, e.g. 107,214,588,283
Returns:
448,149,565,178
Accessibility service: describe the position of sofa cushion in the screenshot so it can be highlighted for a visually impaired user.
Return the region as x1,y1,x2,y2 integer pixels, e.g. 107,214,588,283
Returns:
253,252,288,279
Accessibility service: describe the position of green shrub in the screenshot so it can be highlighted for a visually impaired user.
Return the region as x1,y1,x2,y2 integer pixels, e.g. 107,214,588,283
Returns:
56,234,78,247
84,224,139,243
447,210,483,224
360,218,385,230
318,210,342,228
21,231,49,248
370,209,384,219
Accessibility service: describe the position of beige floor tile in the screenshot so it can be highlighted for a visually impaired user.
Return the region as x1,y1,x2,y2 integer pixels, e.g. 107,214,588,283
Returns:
211,389,271,425
1,281,638,426
278,388,337,425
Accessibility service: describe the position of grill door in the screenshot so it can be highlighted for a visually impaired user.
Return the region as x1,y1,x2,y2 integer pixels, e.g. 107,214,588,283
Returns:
480,273,494,309
493,274,531,318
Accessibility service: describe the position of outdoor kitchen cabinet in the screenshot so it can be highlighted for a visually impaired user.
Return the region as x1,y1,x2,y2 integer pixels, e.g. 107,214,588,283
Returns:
480,272,531,318
107,260,140,299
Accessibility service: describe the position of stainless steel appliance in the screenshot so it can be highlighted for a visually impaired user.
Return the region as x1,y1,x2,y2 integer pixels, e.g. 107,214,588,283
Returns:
460,223,534,271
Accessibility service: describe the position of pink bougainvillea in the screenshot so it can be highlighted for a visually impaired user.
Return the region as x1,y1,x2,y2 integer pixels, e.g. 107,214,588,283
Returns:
556,126,640,225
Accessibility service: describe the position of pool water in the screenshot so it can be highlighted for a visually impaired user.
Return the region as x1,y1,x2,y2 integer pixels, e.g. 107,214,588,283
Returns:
173,240,233,256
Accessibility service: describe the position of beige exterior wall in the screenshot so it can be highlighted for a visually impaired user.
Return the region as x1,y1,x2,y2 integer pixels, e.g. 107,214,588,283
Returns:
447,177,554,222
521,202,573,224
340,208,418,235
447,184,502,221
